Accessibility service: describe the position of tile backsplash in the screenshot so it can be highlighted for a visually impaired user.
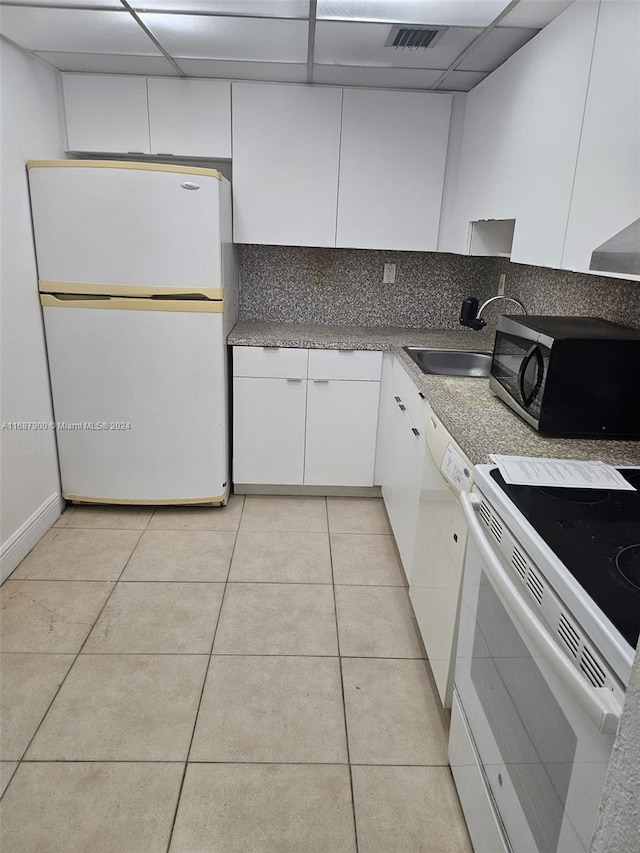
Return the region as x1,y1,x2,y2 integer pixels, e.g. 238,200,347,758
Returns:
238,245,640,331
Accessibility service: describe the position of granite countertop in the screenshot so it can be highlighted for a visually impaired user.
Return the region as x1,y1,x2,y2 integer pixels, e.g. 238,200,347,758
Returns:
229,321,640,467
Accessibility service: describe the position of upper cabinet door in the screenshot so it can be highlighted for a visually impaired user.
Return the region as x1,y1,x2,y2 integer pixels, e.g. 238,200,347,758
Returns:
232,82,343,247
455,37,538,230
336,90,452,251
63,74,150,154
148,78,231,158
562,0,640,280
510,0,599,269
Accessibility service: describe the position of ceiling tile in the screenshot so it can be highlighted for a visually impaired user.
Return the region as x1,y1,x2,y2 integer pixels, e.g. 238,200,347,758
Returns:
0,7,161,54
457,26,538,71
317,0,512,26
498,0,574,29
35,52,180,75
140,14,308,61
312,64,443,89
131,1,309,16
314,20,480,69
437,69,489,91
176,59,307,82
0,0,122,6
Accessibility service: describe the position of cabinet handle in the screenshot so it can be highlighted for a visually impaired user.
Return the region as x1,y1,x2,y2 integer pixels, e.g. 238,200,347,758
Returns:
412,427,420,437
398,404,406,411
418,392,426,400
430,417,437,429
394,396,401,403
264,346,280,351
313,379,330,383
286,378,302,383
338,349,353,354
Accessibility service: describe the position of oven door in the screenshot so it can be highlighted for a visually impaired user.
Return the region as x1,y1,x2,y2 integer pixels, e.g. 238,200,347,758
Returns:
451,492,622,853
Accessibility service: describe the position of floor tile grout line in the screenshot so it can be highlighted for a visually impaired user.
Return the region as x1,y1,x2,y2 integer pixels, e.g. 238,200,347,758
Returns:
11,527,146,769
326,497,360,853
164,493,245,853
12,758,450,767
1,652,426,660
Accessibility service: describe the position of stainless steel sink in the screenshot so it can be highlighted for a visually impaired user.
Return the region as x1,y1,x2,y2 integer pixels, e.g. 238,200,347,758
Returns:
403,346,493,377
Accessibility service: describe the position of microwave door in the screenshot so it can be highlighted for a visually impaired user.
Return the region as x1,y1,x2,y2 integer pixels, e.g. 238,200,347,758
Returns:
518,345,545,409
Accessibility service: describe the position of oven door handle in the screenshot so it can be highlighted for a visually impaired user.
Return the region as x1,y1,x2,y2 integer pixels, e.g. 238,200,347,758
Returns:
461,492,623,735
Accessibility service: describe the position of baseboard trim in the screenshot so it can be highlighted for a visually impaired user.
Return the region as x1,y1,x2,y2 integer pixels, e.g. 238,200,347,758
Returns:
0,492,62,583
234,484,382,497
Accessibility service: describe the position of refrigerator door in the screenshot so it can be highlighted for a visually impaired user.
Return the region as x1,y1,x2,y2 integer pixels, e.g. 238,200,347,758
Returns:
28,161,224,298
42,296,228,504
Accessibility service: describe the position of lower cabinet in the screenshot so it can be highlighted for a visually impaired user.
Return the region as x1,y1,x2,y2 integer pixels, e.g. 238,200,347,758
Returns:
376,356,430,583
232,345,382,489
233,376,306,485
305,379,381,486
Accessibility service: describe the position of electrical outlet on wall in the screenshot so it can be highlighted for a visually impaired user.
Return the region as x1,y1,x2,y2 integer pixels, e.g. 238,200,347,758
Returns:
498,273,506,296
383,263,396,284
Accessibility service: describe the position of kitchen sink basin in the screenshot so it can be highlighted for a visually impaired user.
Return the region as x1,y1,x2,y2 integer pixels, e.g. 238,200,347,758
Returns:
403,346,493,377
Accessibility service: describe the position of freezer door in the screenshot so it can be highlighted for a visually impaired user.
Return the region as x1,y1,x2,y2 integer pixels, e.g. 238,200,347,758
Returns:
28,163,224,296
42,301,228,503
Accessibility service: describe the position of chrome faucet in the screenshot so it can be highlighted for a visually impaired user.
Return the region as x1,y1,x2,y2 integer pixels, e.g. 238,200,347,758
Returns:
460,295,527,330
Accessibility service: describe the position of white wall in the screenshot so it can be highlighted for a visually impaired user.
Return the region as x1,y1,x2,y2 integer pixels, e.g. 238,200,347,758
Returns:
0,38,66,581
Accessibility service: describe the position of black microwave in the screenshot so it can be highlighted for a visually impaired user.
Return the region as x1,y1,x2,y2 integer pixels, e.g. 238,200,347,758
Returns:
489,316,640,437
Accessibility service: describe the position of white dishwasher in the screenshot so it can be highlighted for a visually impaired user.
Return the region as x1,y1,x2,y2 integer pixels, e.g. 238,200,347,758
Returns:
410,410,473,707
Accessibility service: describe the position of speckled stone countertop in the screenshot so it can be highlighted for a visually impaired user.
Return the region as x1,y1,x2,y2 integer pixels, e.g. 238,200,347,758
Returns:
229,321,640,467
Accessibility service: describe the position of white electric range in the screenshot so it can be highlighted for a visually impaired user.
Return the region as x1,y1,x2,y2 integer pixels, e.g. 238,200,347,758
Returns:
450,464,639,853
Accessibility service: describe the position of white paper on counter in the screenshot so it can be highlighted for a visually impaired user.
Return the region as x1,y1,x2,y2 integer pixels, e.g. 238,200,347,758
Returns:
489,455,636,491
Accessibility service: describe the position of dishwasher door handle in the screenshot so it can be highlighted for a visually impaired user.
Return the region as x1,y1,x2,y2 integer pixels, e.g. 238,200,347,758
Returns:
461,491,623,736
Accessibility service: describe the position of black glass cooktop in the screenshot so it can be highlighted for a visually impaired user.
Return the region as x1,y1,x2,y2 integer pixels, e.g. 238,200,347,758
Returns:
490,467,640,648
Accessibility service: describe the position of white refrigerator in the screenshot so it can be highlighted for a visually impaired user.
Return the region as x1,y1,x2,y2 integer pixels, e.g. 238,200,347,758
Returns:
28,160,238,506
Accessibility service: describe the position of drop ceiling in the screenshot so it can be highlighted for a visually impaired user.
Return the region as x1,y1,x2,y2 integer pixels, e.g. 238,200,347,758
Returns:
0,0,575,91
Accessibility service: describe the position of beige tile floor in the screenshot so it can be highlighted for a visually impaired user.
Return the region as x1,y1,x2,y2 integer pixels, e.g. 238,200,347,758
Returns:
0,495,473,853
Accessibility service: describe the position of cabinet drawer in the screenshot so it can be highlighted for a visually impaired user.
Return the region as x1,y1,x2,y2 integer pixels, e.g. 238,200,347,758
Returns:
308,348,382,381
233,346,308,379
392,358,429,432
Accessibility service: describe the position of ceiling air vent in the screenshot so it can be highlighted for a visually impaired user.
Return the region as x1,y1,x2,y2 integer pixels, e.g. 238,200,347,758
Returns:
384,25,446,50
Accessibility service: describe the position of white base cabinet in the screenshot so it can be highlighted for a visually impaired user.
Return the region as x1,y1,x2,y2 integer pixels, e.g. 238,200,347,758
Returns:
305,379,380,487
377,357,430,583
233,377,306,486
233,346,382,490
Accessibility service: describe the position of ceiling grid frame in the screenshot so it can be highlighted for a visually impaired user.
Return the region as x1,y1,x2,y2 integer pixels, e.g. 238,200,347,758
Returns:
0,0,576,91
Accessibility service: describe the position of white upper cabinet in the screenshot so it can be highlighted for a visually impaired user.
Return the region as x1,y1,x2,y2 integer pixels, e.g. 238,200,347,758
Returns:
562,0,640,280
63,74,231,158
454,36,538,230
232,82,343,247
63,74,150,154
511,0,599,268
232,82,452,250
336,89,452,251
147,78,231,158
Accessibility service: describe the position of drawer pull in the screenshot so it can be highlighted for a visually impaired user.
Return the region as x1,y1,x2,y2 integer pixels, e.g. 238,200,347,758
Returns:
399,404,406,411
430,417,437,429
412,427,420,437
418,391,426,400
263,346,280,351
394,396,402,403
313,379,330,383
286,378,302,383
